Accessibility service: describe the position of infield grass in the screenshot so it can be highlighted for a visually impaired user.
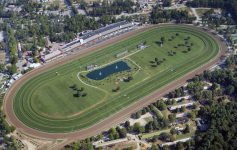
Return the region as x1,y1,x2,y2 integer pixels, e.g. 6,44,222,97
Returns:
13,25,219,133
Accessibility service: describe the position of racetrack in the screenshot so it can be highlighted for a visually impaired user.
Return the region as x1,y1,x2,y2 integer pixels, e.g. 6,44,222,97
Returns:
3,24,226,149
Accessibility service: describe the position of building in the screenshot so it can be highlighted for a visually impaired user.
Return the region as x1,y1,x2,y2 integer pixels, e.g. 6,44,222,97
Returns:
0,31,5,64
230,34,237,46
32,0,54,2
0,31,4,42
62,21,137,51
159,137,192,147
168,102,194,111
41,50,62,61
86,64,98,71
3,5,22,13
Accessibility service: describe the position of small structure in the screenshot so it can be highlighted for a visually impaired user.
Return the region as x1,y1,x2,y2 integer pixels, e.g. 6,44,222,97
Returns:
168,102,194,111
93,138,128,148
29,63,41,68
137,44,148,50
86,64,98,71
0,31,4,42
176,117,189,124
43,50,61,61
17,42,22,59
12,73,23,80
159,137,192,147
229,33,237,46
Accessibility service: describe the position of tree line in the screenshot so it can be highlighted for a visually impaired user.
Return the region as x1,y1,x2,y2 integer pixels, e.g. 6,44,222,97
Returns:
88,0,138,17
6,27,17,74
150,7,196,24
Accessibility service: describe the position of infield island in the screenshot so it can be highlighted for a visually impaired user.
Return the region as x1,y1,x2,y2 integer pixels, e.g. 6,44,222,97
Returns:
13,25,219,133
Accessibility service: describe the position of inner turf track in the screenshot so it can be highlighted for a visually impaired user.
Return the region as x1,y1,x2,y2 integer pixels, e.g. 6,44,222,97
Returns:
5,25,222,136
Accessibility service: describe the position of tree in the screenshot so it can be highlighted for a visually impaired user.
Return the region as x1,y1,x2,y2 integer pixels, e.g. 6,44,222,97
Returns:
82,93,87,97
109,128,119,140
153,119,159,130
187,111,196,119
159,132,172,142
145,121,153,132
38,35,45,47
133,122,144,133
71,84,77,90
97,133,103,140
79,87,84,91
151,144,159,150
0,64,4,72
168,114,176,122
8,64,17,74
170,128,176,135
141,107,147,115
163,0,172,7
180,106,186,112
144,40,147,45
183,124,190,133
161,37,165,43
135,111,142,119
124,121,130,128
118,128,127,138
177,142,185,150
76,91,81,97
157,101,167,111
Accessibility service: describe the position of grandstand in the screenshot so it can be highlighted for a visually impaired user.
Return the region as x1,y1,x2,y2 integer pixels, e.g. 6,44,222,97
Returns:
63,21,137,51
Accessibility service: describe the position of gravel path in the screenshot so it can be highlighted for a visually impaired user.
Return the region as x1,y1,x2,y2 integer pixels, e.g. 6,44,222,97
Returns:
3,24,226,150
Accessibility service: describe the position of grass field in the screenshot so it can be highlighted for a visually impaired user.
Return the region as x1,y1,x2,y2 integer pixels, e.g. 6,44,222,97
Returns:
13,26,219,133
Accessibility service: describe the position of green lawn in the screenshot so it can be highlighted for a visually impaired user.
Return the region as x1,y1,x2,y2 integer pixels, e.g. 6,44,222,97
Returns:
13,25,219,133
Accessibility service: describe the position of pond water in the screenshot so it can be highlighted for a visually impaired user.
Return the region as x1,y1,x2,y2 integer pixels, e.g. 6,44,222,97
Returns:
86,61,131,80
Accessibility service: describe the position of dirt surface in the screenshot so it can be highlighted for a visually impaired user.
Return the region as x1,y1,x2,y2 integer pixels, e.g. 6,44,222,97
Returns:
3,24,226,149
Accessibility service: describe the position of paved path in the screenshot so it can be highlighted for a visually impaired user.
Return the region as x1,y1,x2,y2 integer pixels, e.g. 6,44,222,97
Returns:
191,8,201,23
3,24,226,150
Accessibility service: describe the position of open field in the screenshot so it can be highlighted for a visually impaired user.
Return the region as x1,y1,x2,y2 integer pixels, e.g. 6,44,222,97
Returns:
11,25,219,133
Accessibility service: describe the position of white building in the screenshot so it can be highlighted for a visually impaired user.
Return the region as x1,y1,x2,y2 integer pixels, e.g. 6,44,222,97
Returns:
168,102,194,111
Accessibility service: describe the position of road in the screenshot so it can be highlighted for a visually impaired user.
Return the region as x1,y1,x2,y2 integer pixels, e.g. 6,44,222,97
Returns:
3,24,226,150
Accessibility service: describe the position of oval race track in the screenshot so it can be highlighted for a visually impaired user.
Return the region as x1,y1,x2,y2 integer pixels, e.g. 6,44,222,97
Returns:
3,24,226,149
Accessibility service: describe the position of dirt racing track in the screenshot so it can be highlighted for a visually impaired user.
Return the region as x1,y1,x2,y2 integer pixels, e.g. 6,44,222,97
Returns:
3,24,226,149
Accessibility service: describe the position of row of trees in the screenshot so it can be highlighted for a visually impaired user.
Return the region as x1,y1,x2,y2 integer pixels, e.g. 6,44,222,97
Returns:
150,8,196,24
88,0,137,17
6,27,17,74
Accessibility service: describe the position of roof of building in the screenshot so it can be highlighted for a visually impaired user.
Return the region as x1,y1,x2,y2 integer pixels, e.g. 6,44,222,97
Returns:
81,21,130,40
0,31,4,42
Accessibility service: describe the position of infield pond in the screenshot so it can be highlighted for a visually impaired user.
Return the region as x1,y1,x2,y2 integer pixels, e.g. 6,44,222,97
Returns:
86,61,131,80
